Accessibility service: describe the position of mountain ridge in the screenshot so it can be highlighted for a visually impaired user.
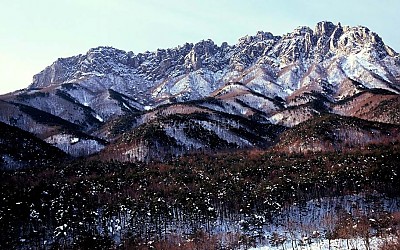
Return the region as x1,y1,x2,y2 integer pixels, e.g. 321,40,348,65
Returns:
1,21,399,160
29,21,399,91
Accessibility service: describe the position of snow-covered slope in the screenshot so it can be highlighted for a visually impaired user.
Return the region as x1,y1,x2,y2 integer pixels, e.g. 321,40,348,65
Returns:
27,21,400,109
0,21,399,158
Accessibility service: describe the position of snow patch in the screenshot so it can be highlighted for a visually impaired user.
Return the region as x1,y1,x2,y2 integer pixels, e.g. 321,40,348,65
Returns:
95,114,104,122
45,133,105,157
70,137,80,144
144,106,153,111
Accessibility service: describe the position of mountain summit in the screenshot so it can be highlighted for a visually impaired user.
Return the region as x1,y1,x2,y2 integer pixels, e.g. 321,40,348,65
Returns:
1,21,399,160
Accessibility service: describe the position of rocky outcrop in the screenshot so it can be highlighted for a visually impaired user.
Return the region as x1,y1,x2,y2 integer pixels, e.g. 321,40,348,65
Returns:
30,21,399,90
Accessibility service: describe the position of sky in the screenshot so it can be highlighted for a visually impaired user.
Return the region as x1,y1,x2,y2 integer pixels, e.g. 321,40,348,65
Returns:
1,0,399,94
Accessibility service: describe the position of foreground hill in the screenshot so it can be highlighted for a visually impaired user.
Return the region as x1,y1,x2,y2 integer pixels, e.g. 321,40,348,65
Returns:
0,121,66,169
1,145,399,249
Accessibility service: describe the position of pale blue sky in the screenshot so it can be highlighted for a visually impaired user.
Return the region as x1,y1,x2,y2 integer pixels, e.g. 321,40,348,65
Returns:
1,0,399,94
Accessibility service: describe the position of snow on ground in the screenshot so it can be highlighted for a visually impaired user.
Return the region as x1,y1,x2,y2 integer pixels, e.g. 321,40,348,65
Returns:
269,113,284,124
249,236,389,250
197,120,252,147
1,155,24,169
44,133,105,157
236,94,278,114
325,58,347,87
144,105,152,111
169,75,191,96
247,76,288,99
247,194,400,250
341,54,397,93
164,126,204,149
95,114,104,122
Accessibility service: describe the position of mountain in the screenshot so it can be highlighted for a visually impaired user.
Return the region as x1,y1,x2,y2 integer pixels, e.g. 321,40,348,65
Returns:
273,114,400,153
0,121,66,169
0,21,399,160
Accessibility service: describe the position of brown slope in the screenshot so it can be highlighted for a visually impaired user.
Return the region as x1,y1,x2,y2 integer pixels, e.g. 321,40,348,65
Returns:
332,89,400,125
273,114,400,154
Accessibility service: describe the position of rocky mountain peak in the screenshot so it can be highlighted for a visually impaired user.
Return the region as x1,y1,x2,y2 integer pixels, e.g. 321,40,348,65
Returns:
31,55,81,88
237,31,277,46
314,21,337,37
183,39,220,70
29,21,399,91
256,31,275,41
86,46,129,64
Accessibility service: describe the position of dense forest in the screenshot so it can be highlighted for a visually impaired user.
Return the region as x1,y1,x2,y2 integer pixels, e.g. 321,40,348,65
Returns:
1,143,400,249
